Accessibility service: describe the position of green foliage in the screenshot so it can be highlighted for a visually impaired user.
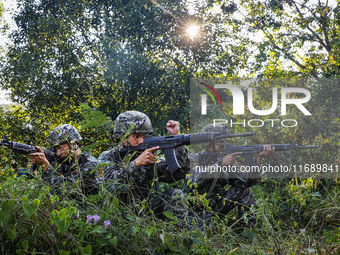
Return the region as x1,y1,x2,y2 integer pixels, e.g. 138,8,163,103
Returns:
0,0,9,38
0,0,201,133
231,0,340,78
0,103,338,253
0,0,339,253
0,1,4,22
1,0,339,136
21,197,39,218
78,102,114,157
52,208,71,236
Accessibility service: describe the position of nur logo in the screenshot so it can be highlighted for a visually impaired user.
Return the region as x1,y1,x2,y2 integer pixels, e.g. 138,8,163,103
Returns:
200,83,312,116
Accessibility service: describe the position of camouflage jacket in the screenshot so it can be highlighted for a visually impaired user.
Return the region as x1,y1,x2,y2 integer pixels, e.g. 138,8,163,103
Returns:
97,145,190,204
38,152,98,196
186,153,260,202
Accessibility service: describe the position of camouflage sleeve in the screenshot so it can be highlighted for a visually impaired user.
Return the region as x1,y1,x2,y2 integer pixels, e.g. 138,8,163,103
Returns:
188,153,230,189
41,162,60,181
189,153,208,187
188,152,261,189
156,145,190,183
81,158,97,178
40,162,69,189
41,154,99,195
97,149,142,185
79,154,99,195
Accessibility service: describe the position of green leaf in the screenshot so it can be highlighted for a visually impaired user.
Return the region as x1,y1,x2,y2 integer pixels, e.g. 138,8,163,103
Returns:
227,247,239,255
21,240,29,250
22,197,37,218
79,102,91,110
146,228,152,237
81,244,92,255
90,226,107,234
314,192,322,197
2,201,11,215
183,238,193,250
60,250,71,255
54,216,71,235
163,211,176,221
0,200,12,225
7,225,16,242
132,226,138,235
207,228,211,239
126,214,135,221
0,212,3,228
109,237,117,247
33,199,40,209
111,197,119,206
243,228,254,242
53,209,71,235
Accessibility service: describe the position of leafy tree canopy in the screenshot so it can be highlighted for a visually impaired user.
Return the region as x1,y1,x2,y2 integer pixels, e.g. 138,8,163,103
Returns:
0,0,249,134
0,0,339,139
216,0,340,78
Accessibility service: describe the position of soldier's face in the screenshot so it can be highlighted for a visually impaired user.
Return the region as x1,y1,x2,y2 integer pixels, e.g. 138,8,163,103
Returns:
205,142,218,152
206,141,227,152
55,143,72,160
124,133,146,146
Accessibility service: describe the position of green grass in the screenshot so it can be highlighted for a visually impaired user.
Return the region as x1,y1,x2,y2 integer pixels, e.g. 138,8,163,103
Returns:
0,170,340,254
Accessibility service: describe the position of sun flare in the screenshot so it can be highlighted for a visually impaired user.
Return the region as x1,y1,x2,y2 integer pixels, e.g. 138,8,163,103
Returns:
186,25,200,38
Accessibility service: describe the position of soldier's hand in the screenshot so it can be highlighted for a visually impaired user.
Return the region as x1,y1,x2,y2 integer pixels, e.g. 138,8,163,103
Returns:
134,146,160,168
166,120,180,135
222,152,242,166
258,145,275,158
257,145,275,165
27,146,50,171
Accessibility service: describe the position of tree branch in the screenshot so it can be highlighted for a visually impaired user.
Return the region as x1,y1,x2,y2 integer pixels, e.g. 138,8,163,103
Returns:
319,1,332,52
292,0,330,52
267,34,306,70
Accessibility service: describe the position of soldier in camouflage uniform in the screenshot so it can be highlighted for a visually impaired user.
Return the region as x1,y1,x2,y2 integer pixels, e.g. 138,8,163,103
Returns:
27,124,98,197
97,111,190,219
186,124,275,228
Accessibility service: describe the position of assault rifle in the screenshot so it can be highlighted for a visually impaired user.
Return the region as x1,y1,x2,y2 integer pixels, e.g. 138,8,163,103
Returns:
198,140,318,167
0,135,57,162
118,127,255,174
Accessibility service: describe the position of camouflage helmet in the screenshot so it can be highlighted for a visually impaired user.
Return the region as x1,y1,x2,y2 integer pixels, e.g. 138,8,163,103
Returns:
201,123,226,147
113,111,153,139
201,123,225,133
48,124,82,148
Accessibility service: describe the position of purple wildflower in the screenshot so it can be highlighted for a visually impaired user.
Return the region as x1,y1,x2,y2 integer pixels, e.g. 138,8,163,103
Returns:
93,215,100,226
86,215,93,225
104,220,111,229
